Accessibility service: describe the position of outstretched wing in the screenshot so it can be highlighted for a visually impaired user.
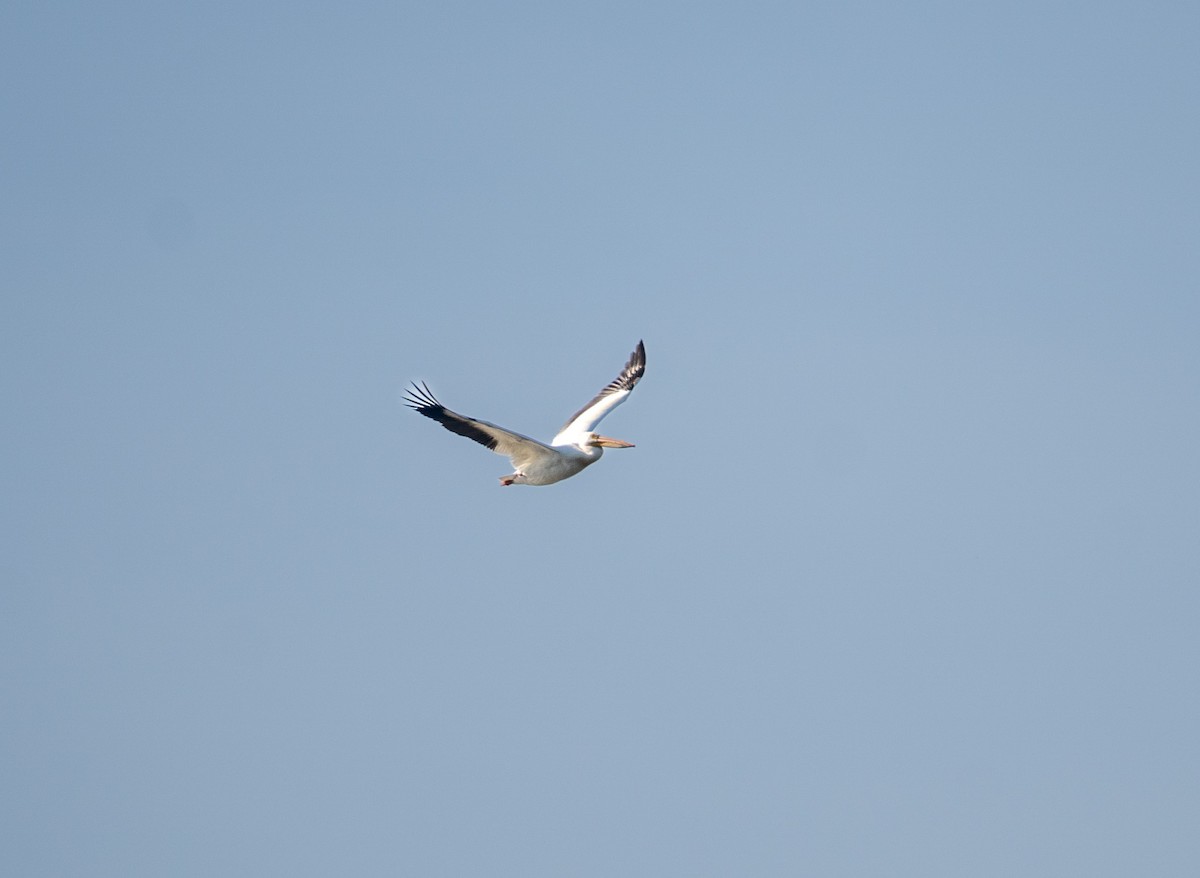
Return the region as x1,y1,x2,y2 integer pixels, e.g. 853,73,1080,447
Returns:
403,382,559,470
553,340,646,443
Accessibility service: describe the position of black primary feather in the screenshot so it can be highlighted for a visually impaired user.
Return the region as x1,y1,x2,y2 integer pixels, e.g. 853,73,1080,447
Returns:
402,382,499,451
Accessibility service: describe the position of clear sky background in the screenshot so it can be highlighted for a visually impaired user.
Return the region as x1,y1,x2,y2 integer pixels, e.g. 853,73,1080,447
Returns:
3,2,1198,876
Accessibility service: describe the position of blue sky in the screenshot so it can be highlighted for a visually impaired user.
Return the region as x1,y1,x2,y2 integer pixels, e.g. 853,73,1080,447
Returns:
3,2,1199,875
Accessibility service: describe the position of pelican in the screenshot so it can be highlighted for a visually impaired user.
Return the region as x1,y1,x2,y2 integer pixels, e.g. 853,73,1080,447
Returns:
404,340,646,486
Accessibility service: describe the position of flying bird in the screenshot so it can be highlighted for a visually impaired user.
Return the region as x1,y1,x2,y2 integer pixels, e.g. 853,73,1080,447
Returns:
404,340,646,486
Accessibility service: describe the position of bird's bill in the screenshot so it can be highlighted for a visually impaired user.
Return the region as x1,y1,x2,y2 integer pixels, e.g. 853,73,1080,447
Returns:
594,435,635,448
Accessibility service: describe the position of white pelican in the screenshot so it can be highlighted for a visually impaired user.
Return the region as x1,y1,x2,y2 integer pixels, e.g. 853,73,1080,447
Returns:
404,340,646,486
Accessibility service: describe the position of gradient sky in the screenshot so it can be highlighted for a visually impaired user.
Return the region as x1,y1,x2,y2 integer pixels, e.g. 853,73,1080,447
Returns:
3,2,1199,876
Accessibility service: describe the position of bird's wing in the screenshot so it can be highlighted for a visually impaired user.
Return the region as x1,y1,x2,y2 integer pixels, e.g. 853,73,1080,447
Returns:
403,382,560,470
554,340,646,440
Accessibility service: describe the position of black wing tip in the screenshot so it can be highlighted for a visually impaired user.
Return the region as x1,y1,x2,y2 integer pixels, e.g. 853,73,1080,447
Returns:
591,340,647,399
402,380,442,413
618,340,646,389
402,382,500,451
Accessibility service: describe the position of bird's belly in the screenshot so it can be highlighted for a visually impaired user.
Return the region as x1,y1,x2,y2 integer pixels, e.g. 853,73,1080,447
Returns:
524,455,593,486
